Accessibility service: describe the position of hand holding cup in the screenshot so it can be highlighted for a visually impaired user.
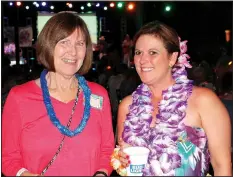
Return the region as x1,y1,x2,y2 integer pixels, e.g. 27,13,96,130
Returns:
118,138,131,168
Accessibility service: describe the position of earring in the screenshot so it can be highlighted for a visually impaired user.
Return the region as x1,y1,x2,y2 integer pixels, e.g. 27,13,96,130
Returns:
169,64,173,68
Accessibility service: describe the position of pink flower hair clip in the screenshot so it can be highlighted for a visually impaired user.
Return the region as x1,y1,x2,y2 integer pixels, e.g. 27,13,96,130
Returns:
177,37,192,68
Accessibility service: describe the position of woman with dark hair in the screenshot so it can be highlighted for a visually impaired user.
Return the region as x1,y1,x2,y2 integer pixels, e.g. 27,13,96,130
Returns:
111,21,232,176
2,12,114,176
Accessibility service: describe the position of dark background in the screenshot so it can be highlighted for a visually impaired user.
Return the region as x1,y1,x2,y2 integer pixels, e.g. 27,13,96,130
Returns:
2,1,232,65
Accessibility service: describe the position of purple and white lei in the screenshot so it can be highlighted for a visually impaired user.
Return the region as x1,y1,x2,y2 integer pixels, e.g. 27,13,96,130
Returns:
122,38,193,176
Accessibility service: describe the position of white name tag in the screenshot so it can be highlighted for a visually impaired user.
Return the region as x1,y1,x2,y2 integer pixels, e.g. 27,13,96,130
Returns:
88,94,103,110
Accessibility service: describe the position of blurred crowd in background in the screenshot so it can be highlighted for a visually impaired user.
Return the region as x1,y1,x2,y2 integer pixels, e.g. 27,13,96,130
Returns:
2,34,232,125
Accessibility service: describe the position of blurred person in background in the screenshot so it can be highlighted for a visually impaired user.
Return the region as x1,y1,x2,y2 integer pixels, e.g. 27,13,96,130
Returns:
219,71,233,167
192,65,216,92
108,63,128,120
122,34,133,68
219,71,232,122
215,55,232,94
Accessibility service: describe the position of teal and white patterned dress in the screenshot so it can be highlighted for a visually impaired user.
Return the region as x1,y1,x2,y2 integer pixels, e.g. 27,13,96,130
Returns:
176,126,210,176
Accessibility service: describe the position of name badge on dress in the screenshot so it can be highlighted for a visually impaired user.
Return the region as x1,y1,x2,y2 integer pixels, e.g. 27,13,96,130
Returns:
83,94,103,110
90,94,103,109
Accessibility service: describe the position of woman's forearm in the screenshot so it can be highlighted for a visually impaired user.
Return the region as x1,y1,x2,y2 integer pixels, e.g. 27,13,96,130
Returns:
213,164,232,176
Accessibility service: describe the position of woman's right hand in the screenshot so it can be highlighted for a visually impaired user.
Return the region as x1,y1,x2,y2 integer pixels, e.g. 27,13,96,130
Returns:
21,171,42,176
118,138,131,168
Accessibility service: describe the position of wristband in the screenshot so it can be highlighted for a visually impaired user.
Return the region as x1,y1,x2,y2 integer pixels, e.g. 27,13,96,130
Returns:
93,171,108,176
16,168,28,176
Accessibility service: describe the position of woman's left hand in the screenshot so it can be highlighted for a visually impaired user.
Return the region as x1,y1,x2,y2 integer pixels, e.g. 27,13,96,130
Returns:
118,138,131,168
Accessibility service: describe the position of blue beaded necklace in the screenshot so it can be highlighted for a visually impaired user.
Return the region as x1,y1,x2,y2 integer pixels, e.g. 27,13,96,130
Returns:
40,70,91,137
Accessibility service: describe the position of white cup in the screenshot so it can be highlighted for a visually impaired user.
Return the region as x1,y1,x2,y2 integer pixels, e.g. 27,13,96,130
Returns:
123,146,150,176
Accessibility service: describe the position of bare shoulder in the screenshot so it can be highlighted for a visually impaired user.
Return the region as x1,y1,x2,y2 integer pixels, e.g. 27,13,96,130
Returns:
191,86,220,104
190,86,227,118
118,95,132,112
118,95,132,122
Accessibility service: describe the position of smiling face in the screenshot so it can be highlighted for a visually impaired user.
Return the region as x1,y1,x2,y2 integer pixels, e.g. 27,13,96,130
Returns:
134,35,178,85
53,28,86,77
